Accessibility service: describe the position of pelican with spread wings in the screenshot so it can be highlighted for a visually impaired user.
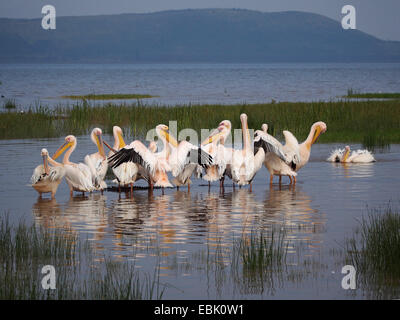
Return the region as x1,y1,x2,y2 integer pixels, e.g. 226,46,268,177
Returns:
254,124,300,185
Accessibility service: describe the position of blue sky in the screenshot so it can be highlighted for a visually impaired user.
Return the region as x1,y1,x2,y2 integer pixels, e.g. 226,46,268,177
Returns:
1,0,399,41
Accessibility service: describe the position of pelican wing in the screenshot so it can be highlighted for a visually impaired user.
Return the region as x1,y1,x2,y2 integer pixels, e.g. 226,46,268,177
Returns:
31,165,45,185
64,163,94,192
282,130,301,166
48,166,65,181
253,131,287,163
108,141,156,174
170,141,213,177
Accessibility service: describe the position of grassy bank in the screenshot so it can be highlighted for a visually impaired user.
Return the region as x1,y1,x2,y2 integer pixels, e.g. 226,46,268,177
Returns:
0,213,165,299
1,100,400,144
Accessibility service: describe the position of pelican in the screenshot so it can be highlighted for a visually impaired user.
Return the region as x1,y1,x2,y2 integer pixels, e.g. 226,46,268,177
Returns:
230,113,266,189
201,120,233,188
168,136,214,191
255,124,300,185
84,128,108,192
296,121,327,171
31,148,65,199
328,146,376,163
104,126,138,194
104,126,158,193
52,135,95,196
108,124,177,191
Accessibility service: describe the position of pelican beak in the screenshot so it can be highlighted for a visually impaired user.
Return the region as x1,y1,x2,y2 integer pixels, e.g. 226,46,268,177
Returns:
117,131,126,149
311,126,322,145
202,130,223,145
342,149,350,162
96,133,106,157
52,141,72,160
42,154,50,175
103,140,118,153
165,129,179,148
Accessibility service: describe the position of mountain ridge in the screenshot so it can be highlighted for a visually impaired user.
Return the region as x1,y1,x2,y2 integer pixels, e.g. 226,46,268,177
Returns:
1,8,399,62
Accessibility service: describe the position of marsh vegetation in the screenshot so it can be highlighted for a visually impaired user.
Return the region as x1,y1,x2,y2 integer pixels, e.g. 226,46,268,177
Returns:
1,100,399,146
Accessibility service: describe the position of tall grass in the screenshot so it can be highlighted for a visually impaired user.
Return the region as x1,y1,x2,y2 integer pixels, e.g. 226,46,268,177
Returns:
0,213,165,300
345,205,400,299
1,100,400,145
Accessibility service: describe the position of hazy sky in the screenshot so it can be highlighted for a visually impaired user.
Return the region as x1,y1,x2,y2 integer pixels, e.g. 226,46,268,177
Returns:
1,0,399,41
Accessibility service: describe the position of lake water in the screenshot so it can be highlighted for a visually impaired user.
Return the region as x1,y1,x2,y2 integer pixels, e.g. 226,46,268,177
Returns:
1,134,399,299
1,63,400,108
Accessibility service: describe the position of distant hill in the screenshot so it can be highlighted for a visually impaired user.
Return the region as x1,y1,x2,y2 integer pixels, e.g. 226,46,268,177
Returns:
1,8,400,62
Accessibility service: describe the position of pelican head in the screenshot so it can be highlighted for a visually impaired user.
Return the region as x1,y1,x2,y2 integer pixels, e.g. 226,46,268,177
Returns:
91,127,106,157
113,126,126,149
156,124,178,147
310,121,327,146
261,123,268,133
342,146,351,162
52,135,76,160
203,120,232,145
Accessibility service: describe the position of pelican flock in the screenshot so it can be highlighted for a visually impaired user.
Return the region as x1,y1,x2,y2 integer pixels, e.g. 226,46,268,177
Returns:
30,114,333,198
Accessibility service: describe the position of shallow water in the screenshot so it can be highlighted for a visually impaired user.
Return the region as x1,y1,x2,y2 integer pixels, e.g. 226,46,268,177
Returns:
1,135,399,299
1,63,400,108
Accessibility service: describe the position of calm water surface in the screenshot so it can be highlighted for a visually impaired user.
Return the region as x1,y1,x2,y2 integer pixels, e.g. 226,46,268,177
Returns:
1,63,400,108
0,135,399,299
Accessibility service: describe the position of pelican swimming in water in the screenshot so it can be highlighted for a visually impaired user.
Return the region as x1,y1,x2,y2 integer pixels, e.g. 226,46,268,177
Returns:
254,124,300,185
108,124,177,191
201,120,233,188
327,146,376,163
31,148,65,198
104,126,158,193
296,121,327,171
84,128,108,192
230,113,267,189
52,135,95,196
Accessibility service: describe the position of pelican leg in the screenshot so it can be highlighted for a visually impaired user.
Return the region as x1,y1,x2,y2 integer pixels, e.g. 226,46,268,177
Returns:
293,176,297,185
82,192,85,196
208,181,211,191
162,187,165,195
288,176,293,185
130,183,133,195
249,183,252,192
177,186,180,191
279,175,282,185
270,174,273,186
118,183,121,193
188,183,190,192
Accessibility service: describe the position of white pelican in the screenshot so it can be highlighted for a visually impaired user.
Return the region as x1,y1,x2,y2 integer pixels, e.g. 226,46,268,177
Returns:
84,128,108,192
201,120,233,188
168,137,214,191
328,146,376,163
104,126,158,194
108,124,177,191
296,121,327,171
255,124,300,185
52,135,95,196
230,113,266,189
31,148,65,199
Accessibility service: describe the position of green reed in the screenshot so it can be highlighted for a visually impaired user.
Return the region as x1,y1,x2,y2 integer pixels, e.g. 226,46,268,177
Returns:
0,213,165,300
1,100,400,146
345,205,400,299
